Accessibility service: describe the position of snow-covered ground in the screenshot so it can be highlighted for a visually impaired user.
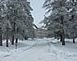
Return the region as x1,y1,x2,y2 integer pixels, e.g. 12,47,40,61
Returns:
0,38,77,61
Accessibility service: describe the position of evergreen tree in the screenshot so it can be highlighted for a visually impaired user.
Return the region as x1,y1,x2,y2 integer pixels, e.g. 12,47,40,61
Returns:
43,0,70,45
0,0,9,46
43,0,77,45
63,0,77,43
0,0,34,47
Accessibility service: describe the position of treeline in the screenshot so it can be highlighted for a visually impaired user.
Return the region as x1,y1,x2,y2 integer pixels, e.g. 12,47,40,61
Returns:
0,0,35,47
43,0,77,45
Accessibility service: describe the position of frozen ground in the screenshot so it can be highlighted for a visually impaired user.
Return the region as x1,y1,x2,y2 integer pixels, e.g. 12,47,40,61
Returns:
0,38,77,61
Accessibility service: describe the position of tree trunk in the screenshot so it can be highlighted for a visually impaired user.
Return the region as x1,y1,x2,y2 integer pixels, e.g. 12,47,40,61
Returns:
25,36,28,40
6,37,9,47
73,38,75,43
15,27,19,49
6,27,9,47
73,33,75,43
0,27,2,46
60,34,62,42
60,36,62,42
60,32,65,45
62,32,65,45
60,15,65,45
11,35,14,45
11,22,15,45
15,38,18,49
0,33,2,46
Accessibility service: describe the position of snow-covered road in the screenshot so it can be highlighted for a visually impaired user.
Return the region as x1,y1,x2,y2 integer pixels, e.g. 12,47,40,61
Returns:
0,38,77,61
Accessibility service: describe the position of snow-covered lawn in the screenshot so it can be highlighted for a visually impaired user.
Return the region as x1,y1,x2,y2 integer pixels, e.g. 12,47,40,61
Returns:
0,38,77,61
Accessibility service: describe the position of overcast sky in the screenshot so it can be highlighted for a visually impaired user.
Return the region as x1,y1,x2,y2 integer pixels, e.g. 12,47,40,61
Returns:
30,0,45,28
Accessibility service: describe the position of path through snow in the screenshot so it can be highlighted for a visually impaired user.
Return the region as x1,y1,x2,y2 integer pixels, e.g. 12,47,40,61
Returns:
0,38,77,61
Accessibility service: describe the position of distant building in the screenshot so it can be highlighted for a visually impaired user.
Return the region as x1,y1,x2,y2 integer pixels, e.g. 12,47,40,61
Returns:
34,28,52,38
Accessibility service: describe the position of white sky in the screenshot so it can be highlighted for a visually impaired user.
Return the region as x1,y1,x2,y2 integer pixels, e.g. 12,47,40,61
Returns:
30,0,45,28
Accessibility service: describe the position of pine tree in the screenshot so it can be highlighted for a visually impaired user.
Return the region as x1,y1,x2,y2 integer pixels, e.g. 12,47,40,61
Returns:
0,0,9,46
0,0,34,47
0,26,2,46
5,0,34,45
65,0,77,43
43,0,70,45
